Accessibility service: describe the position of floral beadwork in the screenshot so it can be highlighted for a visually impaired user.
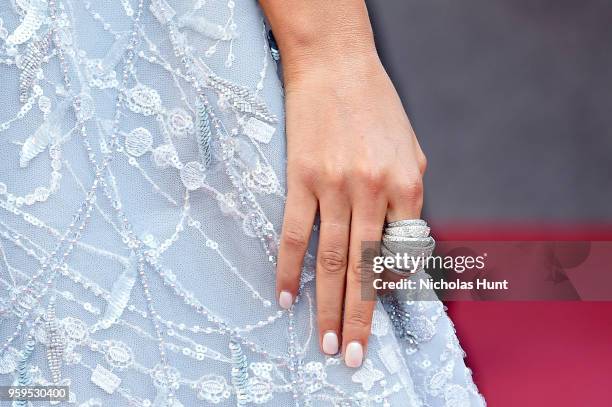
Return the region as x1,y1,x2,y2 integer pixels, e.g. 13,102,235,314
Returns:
0,1,484,406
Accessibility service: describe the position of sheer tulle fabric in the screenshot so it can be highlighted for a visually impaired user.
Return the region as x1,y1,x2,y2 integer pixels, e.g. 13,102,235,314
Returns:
0,1,484,405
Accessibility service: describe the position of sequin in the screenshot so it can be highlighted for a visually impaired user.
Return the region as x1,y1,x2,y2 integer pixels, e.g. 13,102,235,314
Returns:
0,1,484,405
7,1,47,45
15,336,36,397
84,58,118,89
229,340,249,405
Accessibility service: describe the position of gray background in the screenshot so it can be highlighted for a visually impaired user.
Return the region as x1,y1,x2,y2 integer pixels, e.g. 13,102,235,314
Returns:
368,0,612,222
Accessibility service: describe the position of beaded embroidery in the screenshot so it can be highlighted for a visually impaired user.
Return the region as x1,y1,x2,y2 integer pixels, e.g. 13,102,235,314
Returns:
0,1,484,406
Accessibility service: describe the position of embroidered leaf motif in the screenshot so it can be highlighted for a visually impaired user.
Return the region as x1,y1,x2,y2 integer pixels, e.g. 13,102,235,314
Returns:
20,98,68,167
45,301,64,383
20,125,52,168
195,98,213,168
18,33,51,102
7,2,47,46
178,13,236,40
97,255,137,330
19,122,61,168
229,339,250,405
15,336,35,394
206,73,278,124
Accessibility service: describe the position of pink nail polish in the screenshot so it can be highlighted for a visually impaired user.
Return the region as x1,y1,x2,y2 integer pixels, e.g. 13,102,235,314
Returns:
322,331,339,355
345,341,363,368
278,291,293,309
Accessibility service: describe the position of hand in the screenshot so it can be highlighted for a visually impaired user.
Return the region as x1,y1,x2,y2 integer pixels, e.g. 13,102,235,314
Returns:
275,53,427,368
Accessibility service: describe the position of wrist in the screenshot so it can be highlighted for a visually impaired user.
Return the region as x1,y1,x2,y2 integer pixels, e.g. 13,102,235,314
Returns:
281,43,382,88
276,25,379,86
282,51,388,98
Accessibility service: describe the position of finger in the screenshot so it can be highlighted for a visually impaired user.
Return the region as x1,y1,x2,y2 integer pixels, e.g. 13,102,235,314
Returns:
276,185,317,309
342,195,387,368
316,194,350,355
385,177,423,222
384,177,424,282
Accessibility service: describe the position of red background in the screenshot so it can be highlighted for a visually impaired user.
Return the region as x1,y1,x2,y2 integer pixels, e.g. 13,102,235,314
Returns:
437,224,612,406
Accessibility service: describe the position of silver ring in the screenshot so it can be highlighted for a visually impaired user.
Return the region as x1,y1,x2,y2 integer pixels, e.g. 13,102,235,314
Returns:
381,218,434,276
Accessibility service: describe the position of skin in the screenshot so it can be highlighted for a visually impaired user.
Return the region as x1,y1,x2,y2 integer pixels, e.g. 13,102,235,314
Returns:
259,0,427,368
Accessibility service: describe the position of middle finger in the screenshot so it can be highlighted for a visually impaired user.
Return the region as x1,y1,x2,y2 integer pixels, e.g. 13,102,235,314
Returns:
316,193,351,356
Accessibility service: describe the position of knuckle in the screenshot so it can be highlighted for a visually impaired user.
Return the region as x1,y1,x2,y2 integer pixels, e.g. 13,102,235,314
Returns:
417,153,428,175
345,308,372,330
290,159,318,185
394,176,424,201
323,170,348,191
355,166,387,192
281,223,308,250
318,307,341,324
349,261,375,284
318,248,347,275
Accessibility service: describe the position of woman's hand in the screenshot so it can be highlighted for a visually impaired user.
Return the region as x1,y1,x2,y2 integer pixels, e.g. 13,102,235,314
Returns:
275,52,427,368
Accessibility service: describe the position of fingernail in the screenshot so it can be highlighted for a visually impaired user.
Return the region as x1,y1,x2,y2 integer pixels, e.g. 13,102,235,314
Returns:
322,331,339,355
278,291,293,309
345,341,363,368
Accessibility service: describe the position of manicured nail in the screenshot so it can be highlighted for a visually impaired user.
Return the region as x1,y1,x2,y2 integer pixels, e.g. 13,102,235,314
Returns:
345,341,363,368
322,331,339,355
278,291,293,309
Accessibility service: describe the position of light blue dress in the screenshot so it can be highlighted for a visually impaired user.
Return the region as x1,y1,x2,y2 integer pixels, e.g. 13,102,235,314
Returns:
0,1,485,406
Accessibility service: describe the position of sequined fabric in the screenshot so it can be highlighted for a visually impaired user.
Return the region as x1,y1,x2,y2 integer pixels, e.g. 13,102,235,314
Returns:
0,1,485,405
